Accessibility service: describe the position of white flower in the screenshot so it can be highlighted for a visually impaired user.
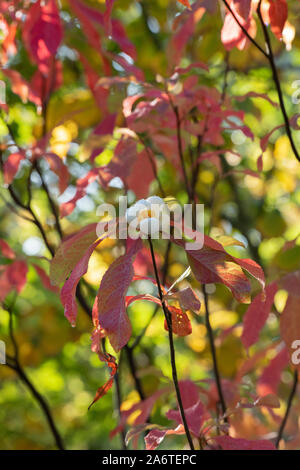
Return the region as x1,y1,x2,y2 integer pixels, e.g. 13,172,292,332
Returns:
126,196,169,238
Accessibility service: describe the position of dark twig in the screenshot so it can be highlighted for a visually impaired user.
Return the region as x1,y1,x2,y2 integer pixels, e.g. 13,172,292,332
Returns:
202,287,227,420
256,1,300,163
222,0,300,164
148,238,194,450
221,0,268,58
275,370,298,449
5,305,65,450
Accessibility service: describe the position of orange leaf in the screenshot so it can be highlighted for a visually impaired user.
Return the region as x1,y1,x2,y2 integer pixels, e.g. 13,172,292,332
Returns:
164,306,192,337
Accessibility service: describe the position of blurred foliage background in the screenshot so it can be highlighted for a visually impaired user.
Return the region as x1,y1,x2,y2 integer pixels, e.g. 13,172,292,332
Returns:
1,0,300,450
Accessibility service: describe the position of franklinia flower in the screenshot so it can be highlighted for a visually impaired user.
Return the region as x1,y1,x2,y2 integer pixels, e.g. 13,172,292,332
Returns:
126,196,170,237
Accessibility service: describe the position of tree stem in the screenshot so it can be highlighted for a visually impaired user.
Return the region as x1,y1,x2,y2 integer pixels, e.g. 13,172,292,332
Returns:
202,287,227,420
276,370,298,449
148,238,194,450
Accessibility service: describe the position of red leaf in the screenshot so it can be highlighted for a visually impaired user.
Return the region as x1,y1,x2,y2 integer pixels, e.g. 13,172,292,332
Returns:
126,149,156,199
88,352,117,410
165,287,201,313
59,169,99,218
221,12,250,51
98,137,138,189
257,346,289,396
104,0,115,36
111,388,168,439
3,151,26,184
177,0,191,8
50,223,99,285
44,152,69,194
93,239,142,351
0,260,28,302
241,282,278,350
60,238,102,326
280,271,300,298
0,239,15,260
32,264,59,294
166,399,206,437
280,295,300,366
2,69,30,104
233,0,252,19
269,0,288,39
214,435,276,450
23,0,63,75
79,53,109,111
145,425,185,450
176,234,265,304
164,306,192,337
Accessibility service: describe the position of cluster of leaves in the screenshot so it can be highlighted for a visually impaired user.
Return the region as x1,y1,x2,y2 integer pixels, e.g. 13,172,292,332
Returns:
1,0,300,450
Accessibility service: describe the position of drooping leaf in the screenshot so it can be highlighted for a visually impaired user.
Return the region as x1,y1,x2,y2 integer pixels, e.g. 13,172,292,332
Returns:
241,282,278,350
32,264,59,294
23,0,63,75
280,295,300,366
60,238,102,326
44,152,69,194
257,346,289,396
269,0,288,39
88,352,117,410
94,238,142,351
50,223,99,286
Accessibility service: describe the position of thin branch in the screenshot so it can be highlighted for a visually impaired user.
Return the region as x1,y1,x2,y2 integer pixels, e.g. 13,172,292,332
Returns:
256,1,300,163
148,238,194,450
129,239,172,349
276,370,298,449
114,351,127,449
124,345,145,401
5,305,65,450
202,287,227,420
222,0,300,164
167,93,192,200
221,0,268,58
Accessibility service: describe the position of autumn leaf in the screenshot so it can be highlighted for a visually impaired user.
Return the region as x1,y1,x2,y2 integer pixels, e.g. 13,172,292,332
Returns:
60,238,102,326
233,0,252,20
164,306,192,337
280,295,300,366
3,152,26,185
93,238,142,351
23,0,63,75
257,346,289,396
241,282,278,350
213,435,276,450
50,223,99,286
88,352,117,410
269,0,288,39
172,234,264,304
0,260,28,302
